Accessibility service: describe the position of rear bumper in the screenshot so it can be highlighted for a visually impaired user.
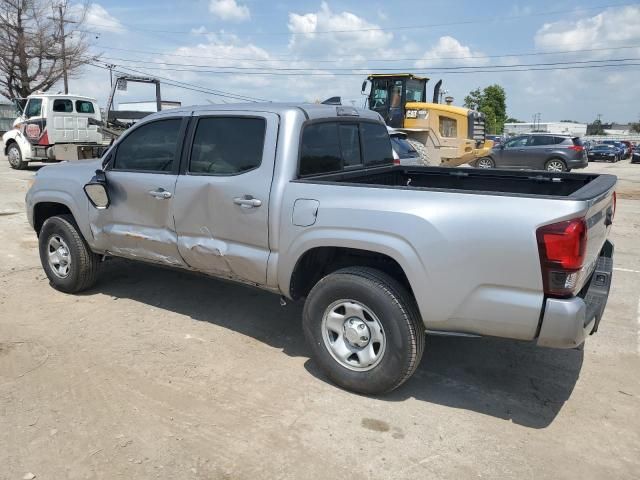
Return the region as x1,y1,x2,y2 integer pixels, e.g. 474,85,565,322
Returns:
537,240,613,348
566,157,588,169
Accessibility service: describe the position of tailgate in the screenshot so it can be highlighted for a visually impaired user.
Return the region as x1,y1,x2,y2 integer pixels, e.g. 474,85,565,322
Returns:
575,176,616,291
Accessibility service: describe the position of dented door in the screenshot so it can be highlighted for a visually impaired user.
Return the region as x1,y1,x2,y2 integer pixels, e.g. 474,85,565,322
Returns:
173,112,278,285
91,117,187,266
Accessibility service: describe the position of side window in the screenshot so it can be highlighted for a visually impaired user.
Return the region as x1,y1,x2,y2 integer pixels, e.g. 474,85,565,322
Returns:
439,116,457,138
113,119,181,172
76,100,95,114
505,136,528,148
361,122,393,166
528,136,554,146
338,123,362,168
300,122,342,176
189,117,265,175
53,99,73,113
370,81,389,109
24,99,42,118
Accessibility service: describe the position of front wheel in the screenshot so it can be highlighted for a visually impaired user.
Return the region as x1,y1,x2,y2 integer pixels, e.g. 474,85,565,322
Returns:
39,215,99,293
545,159,567,172
475,157,495,169
303,267,425,395
7,143,27,170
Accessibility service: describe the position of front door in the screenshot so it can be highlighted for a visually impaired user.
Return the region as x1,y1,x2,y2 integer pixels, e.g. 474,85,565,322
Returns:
497,135,529,168
172,112,278,285
93,117,188,266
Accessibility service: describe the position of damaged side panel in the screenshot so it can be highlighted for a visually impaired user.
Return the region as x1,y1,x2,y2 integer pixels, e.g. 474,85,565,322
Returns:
90,170,186,267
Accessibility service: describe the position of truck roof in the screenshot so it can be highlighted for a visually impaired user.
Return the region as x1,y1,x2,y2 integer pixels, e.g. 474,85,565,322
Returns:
28,93,98,101
149,102,384,122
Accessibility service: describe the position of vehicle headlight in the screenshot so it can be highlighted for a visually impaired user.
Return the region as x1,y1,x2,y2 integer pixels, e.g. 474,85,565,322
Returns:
406,109,417,119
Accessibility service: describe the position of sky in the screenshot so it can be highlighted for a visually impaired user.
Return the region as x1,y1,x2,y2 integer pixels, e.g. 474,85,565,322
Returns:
45,0,640,123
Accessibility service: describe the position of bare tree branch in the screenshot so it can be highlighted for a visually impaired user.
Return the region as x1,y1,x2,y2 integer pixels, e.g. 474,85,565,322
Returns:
0,0,100,99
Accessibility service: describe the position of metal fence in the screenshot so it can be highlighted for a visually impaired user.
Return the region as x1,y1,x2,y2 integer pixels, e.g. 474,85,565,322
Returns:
0,102,16,135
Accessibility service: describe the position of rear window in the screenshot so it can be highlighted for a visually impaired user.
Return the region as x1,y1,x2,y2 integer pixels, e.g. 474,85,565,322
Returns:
360,122,393,166
75,100,95,114
53,99,73,113
299,121,392,176
528,135,555,146
390,136,417,159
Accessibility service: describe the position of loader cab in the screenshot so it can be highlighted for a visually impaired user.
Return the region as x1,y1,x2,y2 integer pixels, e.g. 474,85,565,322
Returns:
363,74,427,128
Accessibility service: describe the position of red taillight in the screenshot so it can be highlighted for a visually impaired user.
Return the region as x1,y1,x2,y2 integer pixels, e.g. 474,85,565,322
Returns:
536,218,587,297
569,145,584,152
393,158,400,166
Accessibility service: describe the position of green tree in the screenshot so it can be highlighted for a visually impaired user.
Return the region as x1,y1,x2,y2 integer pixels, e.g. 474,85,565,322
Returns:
506,117,523,123
630,122,640,133
590,119,605,135
463,85,507,134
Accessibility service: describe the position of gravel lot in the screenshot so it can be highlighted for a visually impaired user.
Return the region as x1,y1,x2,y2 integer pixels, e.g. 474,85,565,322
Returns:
1,156,639,479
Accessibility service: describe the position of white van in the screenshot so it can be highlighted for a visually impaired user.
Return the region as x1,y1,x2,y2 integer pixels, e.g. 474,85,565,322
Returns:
2,93,106,169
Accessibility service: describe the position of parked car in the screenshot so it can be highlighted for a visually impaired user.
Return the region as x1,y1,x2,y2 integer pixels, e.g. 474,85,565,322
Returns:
620,141,634,158
387,127,421,166
474,133,587,172
601,140,628,159
632,148,640,164
588,144,621,162
486,134,505,147
26,103,616,395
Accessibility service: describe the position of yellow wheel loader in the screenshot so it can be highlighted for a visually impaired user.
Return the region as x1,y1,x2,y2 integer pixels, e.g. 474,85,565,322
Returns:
362,74,493,166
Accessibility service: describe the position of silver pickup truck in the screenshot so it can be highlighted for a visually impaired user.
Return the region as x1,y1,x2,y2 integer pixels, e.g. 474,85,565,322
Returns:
26,103,616,394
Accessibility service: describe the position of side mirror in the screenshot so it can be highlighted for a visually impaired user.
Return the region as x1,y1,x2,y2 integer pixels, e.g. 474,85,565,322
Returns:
84,169,110,209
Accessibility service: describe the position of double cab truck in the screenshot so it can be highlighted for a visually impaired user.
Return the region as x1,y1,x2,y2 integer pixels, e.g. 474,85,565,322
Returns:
26,103,616,394
3,93,105,170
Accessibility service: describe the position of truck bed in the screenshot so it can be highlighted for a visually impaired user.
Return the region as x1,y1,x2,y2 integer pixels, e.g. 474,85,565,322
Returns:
300,165,616,200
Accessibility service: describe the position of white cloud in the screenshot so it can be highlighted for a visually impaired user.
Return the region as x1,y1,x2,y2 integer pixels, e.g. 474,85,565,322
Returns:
83,3,124,33
535,5,640,51
415,36,488,68
287,2,393,56
209,0,250,22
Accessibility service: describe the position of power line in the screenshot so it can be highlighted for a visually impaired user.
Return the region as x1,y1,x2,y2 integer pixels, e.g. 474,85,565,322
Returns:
90,63,267,102
81,2,635,36
92,60,640,76
95,55,640,72
92,43,640,64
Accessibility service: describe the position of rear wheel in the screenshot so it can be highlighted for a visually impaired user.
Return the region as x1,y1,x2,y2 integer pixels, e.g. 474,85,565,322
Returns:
303,267,425,395
7,143,27,170
39,215,99,293
475,157,495,169
545,159,567,172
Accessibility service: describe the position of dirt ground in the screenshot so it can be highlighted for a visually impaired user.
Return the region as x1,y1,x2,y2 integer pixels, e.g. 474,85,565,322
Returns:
1,156,639,480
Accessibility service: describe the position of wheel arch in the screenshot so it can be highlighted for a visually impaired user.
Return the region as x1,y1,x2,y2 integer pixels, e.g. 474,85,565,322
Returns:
286,244,418,305
4,138,18,155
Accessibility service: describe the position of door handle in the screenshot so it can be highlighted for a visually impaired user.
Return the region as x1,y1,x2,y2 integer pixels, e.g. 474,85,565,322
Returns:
148,188,172,199
233,195,262,208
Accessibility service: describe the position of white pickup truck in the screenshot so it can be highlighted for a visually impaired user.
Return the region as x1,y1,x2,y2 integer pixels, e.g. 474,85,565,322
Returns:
26,103,616,394
3,93,105,169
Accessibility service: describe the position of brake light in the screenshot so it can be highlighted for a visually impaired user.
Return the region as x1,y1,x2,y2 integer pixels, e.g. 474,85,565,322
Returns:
536,218,587,297
569,145,584,152
393,158,400,166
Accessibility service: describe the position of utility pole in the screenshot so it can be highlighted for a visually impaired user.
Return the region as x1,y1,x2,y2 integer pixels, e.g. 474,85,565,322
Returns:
49,3,77,94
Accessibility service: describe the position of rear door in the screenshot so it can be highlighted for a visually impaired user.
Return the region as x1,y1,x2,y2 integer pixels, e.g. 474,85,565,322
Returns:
172,112,278,285
96,117,188,265
524,135,555,170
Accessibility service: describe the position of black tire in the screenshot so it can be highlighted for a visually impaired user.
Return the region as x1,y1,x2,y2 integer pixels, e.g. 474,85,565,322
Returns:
39,215,99,293
7,143,27,170
303,266,425,395
406,139,434,166
475,157,495,169
545,158,567,172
